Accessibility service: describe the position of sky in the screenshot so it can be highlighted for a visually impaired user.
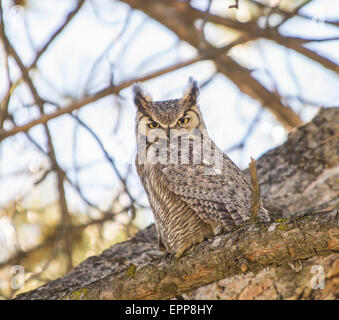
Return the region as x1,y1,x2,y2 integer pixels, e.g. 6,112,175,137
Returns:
0,0,339,256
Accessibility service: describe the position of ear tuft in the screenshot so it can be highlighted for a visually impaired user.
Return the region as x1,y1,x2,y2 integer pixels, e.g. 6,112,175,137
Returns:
133,83,151,113
182,77,199,107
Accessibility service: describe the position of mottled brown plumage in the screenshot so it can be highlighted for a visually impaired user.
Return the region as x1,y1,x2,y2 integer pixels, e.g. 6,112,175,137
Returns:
134,78,269,258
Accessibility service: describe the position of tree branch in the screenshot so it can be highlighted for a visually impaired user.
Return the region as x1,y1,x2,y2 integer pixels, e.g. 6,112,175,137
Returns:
0,3,73,270
120,0,304,130
249,157,260,222
29,0,85,69
15,209,339,300
14,107,339,300
71,209,339,300
0,36,248,142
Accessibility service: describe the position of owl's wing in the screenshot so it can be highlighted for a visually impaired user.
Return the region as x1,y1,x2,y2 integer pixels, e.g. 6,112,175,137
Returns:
160,158,253,229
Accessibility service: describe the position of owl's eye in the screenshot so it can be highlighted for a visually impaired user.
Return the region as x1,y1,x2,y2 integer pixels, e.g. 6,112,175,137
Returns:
148,121,160,129
178,117,190,125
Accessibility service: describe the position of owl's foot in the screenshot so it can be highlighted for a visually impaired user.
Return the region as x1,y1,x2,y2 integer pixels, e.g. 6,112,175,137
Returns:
288,260,303,272
162,252,177,267
157,238,167,253
237,257,250,273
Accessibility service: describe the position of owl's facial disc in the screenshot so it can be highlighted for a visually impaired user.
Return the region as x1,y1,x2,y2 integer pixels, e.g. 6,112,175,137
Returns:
137,105,202,140
174,109,200,130
135,78,202,141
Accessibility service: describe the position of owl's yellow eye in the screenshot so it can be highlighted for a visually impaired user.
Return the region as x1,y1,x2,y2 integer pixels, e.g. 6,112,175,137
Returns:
178,117,189,125
148,122,160,129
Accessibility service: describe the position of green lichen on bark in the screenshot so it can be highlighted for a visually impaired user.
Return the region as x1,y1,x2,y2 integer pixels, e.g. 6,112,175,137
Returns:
65,288,89,300
126,264,136,278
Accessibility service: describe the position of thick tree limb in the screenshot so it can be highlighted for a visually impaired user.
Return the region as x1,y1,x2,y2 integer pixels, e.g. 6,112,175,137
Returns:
59,210,339,300
15,209,339,300
15,107,339,300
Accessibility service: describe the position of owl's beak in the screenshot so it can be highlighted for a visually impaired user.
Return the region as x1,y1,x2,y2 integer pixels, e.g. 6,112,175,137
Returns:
165,127,170,140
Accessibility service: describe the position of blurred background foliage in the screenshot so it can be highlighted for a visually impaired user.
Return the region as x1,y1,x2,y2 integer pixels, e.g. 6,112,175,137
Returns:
0,0,338,298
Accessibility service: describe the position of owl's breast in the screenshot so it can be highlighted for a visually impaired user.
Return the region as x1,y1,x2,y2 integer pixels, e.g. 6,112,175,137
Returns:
136,163,213,253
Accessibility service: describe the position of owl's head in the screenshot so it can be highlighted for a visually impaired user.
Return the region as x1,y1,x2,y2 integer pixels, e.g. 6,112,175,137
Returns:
133,78,204,133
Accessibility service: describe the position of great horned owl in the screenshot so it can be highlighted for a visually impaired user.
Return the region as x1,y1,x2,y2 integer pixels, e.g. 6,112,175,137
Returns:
134,78,270,258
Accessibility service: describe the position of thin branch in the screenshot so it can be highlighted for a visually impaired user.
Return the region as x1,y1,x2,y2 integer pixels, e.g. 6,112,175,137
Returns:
14,121,125,220
249,157,260,222
0,36,249,141
29,0,85,69
229,0,239,10
83,6,133,92
166,3,339,76
225,107,264,153
274,0,313,28
251,0,339,28
0,5,73,270
121,0,304,130
0,40,13,128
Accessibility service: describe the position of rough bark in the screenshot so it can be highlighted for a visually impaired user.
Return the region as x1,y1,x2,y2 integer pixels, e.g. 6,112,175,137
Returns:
193,107,339,300
15,107,339,300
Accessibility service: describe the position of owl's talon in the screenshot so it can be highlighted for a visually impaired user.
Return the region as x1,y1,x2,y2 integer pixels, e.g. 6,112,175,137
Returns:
162,252,177,267
288,259,303,272
163,252,172,267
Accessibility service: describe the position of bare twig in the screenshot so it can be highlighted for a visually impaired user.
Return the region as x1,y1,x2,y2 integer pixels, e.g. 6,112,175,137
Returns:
0,5,73,271
229,0,239,10
251,0,339,28
249,157,260,222
0,36,249,141
225,108,263,153
29,0,85,69
121,0,304,130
